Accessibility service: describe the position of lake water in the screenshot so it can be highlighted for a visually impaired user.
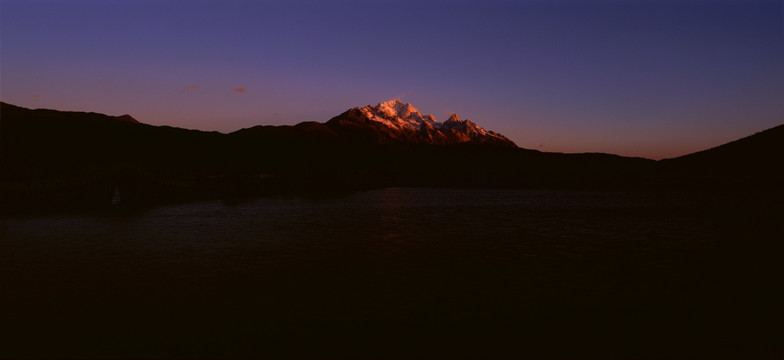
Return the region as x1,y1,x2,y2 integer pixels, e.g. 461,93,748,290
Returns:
1,188,780,358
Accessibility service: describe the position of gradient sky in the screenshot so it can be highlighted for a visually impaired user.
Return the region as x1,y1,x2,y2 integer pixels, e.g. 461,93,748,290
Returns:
2,0,782,159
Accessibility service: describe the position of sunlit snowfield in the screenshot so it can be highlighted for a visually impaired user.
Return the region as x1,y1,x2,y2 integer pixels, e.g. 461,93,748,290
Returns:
2,188,780,358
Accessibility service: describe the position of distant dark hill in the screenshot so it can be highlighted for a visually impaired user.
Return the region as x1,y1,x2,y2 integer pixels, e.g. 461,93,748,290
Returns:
229,121,339,149
656,123,784,188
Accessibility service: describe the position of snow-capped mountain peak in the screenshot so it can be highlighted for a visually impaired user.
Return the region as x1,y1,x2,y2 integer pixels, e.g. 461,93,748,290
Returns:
360,99,437,130
340,100,515,147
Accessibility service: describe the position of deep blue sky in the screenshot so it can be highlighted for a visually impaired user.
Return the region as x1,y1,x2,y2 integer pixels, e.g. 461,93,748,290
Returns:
2,0,782,159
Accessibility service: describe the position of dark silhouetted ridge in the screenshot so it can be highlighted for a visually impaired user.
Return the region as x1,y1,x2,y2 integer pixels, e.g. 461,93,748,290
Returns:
12,101,782,213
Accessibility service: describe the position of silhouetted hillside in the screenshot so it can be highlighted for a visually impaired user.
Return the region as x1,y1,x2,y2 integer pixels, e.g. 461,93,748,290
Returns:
1,102,226,179
656,124,784,189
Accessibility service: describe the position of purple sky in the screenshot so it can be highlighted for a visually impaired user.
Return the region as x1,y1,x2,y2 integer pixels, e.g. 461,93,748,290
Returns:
2,0,782,159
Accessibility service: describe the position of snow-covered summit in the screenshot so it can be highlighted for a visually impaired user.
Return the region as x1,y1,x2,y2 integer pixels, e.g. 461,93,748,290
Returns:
357,100,509,143
360,99,437,130
325,100,515,147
